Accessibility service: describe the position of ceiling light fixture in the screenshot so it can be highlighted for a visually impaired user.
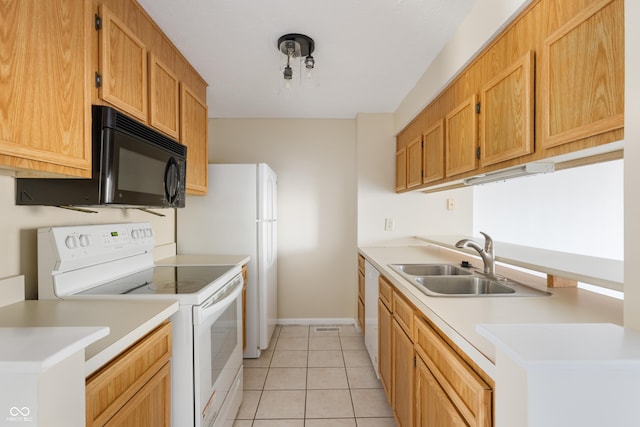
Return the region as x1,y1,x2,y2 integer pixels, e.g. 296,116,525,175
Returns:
278,33,315,83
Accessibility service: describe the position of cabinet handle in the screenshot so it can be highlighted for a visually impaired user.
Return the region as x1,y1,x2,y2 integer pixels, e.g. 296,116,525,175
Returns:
95,72,102,88
475,102,481,114
94,14,102,30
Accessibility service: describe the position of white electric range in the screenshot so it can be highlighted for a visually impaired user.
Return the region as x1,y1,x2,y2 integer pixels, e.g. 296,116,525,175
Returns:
37,222,243,427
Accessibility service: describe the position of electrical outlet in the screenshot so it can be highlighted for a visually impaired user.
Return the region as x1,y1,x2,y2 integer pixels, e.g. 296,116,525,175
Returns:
446,198,455,210
384,218,394,231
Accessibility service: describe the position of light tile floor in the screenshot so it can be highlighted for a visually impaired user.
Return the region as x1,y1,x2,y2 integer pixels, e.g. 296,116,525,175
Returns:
234,324,397,427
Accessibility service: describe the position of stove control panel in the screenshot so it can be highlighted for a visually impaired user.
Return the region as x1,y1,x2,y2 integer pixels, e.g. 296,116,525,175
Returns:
39,222,155,268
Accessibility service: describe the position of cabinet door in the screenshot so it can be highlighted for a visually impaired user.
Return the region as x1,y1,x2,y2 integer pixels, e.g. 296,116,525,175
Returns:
358,268,365,332
445,95,478,177
414,317,491,427
105,362,171,427
180,84,209,194
416,355,467,427
378,299,392,402
406,136,423,189
99,4,148,122
480,51,534,166
86,322,172,426
357,297,365,333
149,53,180,139
541,0,623,148
423,120,445,184
0,0,92,177
392,318,414,427
395,146,407,191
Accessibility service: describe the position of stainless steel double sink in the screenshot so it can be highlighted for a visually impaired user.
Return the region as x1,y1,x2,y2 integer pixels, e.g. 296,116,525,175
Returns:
389,263,550,297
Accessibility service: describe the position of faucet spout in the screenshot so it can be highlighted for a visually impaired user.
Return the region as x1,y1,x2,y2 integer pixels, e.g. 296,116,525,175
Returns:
455,232,495,276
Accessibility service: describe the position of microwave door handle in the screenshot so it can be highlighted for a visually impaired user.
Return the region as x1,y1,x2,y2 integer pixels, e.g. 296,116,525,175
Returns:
193,276,243,325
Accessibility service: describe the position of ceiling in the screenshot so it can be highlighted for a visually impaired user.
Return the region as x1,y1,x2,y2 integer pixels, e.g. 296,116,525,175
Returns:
137,0,477,119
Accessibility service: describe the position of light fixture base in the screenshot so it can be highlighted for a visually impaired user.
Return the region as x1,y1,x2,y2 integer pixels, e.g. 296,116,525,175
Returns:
278,33,315,57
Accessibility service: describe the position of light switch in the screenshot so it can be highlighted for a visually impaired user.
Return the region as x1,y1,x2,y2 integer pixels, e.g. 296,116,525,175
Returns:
384,218,394,231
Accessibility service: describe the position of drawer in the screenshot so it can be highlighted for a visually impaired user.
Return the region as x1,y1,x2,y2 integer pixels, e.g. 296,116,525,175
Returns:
392,291,414,338
414,316,491,427
378,276,393,310
86,322,172,426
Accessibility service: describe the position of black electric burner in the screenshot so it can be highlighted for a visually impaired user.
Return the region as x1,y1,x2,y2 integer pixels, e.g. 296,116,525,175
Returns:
78,265,236,295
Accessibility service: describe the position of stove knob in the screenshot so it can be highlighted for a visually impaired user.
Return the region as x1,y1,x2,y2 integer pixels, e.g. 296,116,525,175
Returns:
64,235,78,249
131,229,140,239
79,234,90,247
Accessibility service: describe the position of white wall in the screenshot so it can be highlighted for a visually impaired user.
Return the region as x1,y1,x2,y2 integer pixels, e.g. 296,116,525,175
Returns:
395,0,530,132
624,0,640,328
0,174,175,300
473,160,624,260
356,113,473,246
208,118,358,320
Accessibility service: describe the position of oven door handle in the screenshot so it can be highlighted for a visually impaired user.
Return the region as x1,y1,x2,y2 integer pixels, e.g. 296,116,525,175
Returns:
193,274,243,325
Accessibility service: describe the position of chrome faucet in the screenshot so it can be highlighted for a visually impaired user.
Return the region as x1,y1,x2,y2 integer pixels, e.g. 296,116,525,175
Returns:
455,232,495,276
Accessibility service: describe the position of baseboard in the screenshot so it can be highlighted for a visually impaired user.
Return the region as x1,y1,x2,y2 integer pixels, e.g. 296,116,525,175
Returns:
277,318,357,326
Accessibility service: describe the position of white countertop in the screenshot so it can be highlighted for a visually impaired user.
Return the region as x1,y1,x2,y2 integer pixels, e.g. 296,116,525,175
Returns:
156,254,250,266
0,326,108,374
477,323,640,368
0,300,178,376
359,241,623,378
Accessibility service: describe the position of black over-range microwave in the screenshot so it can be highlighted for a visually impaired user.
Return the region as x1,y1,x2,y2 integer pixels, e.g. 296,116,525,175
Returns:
16,105,187,209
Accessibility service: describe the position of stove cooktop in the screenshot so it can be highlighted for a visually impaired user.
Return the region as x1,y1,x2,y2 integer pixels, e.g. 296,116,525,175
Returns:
77,265,237,296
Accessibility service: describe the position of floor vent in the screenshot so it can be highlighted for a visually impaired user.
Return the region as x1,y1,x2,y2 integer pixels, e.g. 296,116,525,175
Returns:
314,326,341,333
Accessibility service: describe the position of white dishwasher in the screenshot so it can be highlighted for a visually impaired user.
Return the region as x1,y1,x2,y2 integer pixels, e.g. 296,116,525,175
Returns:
364,260,380,376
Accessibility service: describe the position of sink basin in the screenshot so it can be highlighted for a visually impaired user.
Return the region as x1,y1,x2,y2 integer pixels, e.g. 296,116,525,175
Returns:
389,263,550,297
390,263,472,276
413,276,515,296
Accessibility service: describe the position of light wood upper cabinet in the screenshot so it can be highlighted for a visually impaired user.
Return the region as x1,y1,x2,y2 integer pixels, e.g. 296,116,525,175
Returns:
395,0,624,193
98,0,209,193
423,120,445,184
98,4,148,122
0,0,92,177
445,95,478,177
149,53,180,139
480,51,535,167
406,136,423,189
180,84,209,195
395,147,407,191
541,0,624,149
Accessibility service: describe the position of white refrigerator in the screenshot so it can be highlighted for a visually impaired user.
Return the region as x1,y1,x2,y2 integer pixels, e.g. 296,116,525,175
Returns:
177,163,277,358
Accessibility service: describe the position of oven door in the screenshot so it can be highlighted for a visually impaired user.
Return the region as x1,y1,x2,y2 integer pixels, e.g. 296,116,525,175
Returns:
193,274,243,427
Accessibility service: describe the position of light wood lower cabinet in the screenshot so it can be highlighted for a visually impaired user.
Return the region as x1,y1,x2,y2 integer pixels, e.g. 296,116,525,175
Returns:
357,255,365,332
415,355,467,427
378,298,392,400
392,317,415,427
377,274,493,427
414,316,492,427
86,322,172,427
